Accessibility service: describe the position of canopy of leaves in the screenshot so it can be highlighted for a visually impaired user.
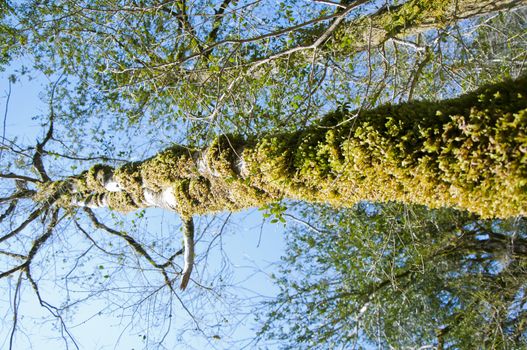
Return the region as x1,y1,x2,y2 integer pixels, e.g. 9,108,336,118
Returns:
258,203,527,349
2,1,525,145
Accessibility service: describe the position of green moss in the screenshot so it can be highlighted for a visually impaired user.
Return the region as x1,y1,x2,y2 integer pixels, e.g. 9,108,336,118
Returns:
35,180,69,204
206,134,246,178
113,162,143,205
54,76,527,219
86,164,114,192
275,76,527,218
332,0,461,54
147,75,527,218
106,192,137,212
140,145,197,190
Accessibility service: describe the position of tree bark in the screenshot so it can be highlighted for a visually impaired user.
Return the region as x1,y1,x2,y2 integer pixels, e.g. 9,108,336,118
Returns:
41,75,527,218
330,0,527,55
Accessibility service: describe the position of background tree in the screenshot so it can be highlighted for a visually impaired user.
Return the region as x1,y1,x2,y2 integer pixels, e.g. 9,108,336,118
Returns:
3,0,525,142
257,202,527,349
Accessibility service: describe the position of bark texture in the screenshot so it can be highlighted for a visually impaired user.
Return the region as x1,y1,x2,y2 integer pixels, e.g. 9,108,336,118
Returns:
40,75,527,218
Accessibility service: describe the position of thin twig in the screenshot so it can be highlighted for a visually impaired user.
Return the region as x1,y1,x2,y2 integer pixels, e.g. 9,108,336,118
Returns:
0,172,43,183
0,250,26,260
8,272,23,350
0,205,48,244
1,79,11,162
312,0,347,9
83,208,177,289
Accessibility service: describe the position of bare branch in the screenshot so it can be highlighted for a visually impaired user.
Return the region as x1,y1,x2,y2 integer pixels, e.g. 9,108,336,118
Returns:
0,205,47,244
24,209,58,262
284,213,328,234
83,208,161,265
0,79,11,162
0,264,27,279
8,272,22,350
0,172,43,183
73,219,121,256
0,201,17,222
42,150,127,163
0,188,37,204
83,208,178,289
0,138,33,159
32,121,53,183
32,76,64,182
25,267,80,350
312,0,347,8
158,248,184,268
408,48,433,101
0,250,26,260
0,209,58,279
205,0,232,45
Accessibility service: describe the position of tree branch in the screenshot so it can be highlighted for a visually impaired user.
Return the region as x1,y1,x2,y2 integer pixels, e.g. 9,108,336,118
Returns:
0,209,58,279
83,208,179,289
32,119,53,183
0,250,26,260
0,172,43,183
0,205,48,244
25,265,80,350
0,78,11,162
0,200,17,222
205,0,232,45
8,272,22,350
161,1,204,53
0,188,36,204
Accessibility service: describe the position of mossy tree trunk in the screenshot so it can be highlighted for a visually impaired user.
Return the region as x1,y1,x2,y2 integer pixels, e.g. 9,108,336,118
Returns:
331,0,527,55
42,76,527,219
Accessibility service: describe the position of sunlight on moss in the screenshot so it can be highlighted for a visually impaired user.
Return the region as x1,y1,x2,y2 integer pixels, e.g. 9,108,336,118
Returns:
39,76,527,219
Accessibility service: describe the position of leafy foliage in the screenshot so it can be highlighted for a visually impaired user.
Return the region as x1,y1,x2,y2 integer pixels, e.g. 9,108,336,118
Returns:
259,203,527,349
2,1,525,145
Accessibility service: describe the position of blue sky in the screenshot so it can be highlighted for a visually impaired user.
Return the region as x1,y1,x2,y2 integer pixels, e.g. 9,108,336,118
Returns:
0,61,288,350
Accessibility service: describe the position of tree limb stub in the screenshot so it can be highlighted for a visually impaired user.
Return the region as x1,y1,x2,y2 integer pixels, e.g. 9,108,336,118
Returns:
180,217,194,291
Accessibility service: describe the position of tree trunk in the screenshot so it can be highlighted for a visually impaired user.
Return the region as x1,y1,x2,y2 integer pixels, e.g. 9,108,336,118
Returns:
331,0,527,55
41,75,527,218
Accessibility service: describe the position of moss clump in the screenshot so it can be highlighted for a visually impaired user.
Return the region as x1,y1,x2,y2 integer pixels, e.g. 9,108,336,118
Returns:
243,135,296,199
188,178,212,206
35,180,70,205
140,145,197,191
85,164,114,192
258,75,527,218
106,192,137,212
206,134,246,178
113,162,143,205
